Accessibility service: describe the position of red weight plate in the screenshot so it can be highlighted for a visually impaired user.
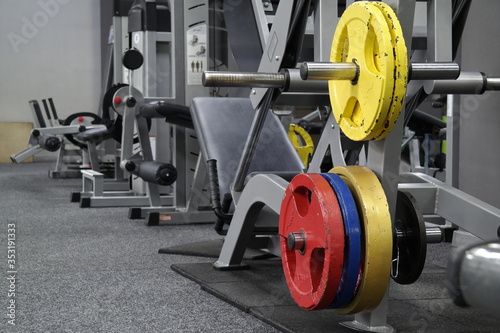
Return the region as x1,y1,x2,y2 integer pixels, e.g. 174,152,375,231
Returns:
279,173,345,310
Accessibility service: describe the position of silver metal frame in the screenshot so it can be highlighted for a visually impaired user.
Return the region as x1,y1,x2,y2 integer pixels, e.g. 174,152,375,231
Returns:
209,0,500,332
76,0,214,226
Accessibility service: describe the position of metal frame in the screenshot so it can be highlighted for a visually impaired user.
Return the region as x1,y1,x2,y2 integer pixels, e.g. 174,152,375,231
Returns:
208,0,500,332
215,0,340,268
127,0,214,224
23,99,100,178
399,172,500,240
11,125,104,168
75,0,214,226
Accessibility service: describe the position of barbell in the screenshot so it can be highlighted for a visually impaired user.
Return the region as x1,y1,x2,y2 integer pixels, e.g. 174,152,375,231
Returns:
202,1,461,141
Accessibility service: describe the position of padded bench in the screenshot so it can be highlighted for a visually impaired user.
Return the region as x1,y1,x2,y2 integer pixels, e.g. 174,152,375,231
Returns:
190,97,304,198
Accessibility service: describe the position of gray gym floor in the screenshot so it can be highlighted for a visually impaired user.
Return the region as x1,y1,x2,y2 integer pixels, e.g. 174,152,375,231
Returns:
0,158,279,333
1,158,499,332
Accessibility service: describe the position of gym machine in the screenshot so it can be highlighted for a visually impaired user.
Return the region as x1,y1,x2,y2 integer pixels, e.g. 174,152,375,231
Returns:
11,1,136,179
73,0,217,226
10,98,111,178
188,0,500,331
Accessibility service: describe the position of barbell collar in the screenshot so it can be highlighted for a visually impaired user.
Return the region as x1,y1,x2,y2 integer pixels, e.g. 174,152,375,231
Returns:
284,69,329,92
396,226,442,244
299,62,359,81
427,72,488,95
426,227,443,244
428,73,500,94
486,77,500,91
409,62,461,80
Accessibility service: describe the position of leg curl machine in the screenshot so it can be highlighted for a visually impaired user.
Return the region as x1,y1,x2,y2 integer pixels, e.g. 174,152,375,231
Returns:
74,48,214,226
190,0,500,331
73,0,215,225
11,98,108,177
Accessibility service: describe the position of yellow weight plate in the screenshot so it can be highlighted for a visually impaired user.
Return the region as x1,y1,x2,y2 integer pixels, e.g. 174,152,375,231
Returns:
288,124,314,167
370,2,408,140
330,166,392,314
329,2,395,141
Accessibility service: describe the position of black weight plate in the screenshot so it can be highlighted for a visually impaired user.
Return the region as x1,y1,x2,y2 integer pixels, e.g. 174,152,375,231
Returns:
63,112,103,149
392,190,427,285
102,83,128,123
111,116,152,145
102,83,151,145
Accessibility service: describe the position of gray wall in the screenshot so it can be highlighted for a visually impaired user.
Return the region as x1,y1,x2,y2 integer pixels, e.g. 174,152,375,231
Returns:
0,0,101,122
459,0,500,208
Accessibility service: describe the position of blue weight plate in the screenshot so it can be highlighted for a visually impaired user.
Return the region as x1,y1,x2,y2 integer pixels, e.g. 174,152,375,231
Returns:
320,173,362,308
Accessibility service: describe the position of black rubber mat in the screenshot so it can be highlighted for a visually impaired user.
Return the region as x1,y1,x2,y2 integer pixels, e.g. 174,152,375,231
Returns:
159,239,275,260
171,245,500,333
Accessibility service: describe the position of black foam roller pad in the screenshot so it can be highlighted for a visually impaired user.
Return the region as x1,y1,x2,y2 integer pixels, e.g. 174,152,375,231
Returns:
76,127,112,144
38,134,61,152
139,101,193,129
130,161,177,186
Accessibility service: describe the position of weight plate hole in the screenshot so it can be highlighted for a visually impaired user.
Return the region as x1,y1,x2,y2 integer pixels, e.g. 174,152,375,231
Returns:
288,250,297,279
351,100,363,127
362,28,381,76
293,187,312,217
311,248,325,293
341,37,349,62
343,98,363,127
371,32,382,74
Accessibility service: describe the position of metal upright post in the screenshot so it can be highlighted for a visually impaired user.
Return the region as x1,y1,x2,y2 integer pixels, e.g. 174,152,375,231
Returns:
231,0,296,193
446,94,460,187
421,0,458,187
249,1,295,108
232,90,274,192
313,0,337,62
342,1,416,331
251,0,270,49
136,116,162,207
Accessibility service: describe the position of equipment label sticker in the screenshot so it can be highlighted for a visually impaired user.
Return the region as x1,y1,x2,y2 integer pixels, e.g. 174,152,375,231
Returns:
186,23,207,85
160,215,172,222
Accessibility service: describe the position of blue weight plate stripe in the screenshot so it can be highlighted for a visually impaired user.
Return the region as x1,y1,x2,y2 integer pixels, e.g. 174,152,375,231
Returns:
320,173,362,308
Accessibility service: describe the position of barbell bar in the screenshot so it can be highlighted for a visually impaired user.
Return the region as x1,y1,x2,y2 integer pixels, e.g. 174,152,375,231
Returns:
428,71,500,95
301,61,461,82
202,61,460,90
202,68,328,92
